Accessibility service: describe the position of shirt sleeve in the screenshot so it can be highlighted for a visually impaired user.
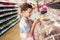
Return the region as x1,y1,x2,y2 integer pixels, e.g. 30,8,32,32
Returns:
20,20,30,33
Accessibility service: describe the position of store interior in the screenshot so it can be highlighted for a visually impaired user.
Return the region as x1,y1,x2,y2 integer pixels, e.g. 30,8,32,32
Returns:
0,0,60,40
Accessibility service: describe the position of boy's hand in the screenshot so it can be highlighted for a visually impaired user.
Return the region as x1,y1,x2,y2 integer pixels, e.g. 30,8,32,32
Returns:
33,18,40,25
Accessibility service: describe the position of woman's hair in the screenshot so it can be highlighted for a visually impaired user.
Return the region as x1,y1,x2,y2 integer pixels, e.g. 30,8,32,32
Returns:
20,3,32,12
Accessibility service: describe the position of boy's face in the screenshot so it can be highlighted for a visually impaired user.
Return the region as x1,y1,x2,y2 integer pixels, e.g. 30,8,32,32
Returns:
23,8,33,19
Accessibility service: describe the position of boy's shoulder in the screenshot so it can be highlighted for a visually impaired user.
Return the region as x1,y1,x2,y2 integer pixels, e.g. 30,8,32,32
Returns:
20,18,28,27
20,18,26,24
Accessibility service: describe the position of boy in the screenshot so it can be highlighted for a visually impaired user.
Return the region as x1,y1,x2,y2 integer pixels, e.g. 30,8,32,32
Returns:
20,3,39,40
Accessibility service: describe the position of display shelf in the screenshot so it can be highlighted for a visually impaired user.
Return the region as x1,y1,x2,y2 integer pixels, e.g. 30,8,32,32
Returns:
0,2,16,5
0,3,18,8
47,2,60,9
0,12,17,17
0,19,20,36
0,8,18,12
0,2,18,8
0,14,17,24
0,10,17,13
0,5,18,7
0,1,19,36
0,6,17,8
0,17,18,30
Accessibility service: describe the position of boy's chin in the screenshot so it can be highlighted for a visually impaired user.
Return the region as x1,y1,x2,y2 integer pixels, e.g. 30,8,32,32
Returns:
28,17,30,19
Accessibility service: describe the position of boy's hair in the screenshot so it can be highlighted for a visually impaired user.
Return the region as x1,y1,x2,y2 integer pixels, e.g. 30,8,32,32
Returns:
20,3,32,12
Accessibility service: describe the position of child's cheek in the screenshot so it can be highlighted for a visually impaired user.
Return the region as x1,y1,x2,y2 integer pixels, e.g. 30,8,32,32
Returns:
27,13,29,17
27,13,31,17
25,12,29,17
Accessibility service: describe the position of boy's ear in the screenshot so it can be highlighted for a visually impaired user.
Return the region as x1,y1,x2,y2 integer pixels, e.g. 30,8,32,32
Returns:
22,11,25,13
20,11,24,16
28,8,33,13
22,11,24,13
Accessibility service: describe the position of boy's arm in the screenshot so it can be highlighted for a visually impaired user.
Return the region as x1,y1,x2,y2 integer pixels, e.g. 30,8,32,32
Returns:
27,23,36,37
27,19,40,37
34,22,41,40
30,22,36,34
30,19,40,34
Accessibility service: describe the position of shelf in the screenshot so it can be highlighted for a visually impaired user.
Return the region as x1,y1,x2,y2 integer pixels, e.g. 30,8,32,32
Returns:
0,19,20,36
0,18,18,30
0,5,18,8
0,12,18,17
0,14,18,24
47,2,60,9
0,1,19,36
0,2,16,5
0,8,18,12
0,7,18,10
